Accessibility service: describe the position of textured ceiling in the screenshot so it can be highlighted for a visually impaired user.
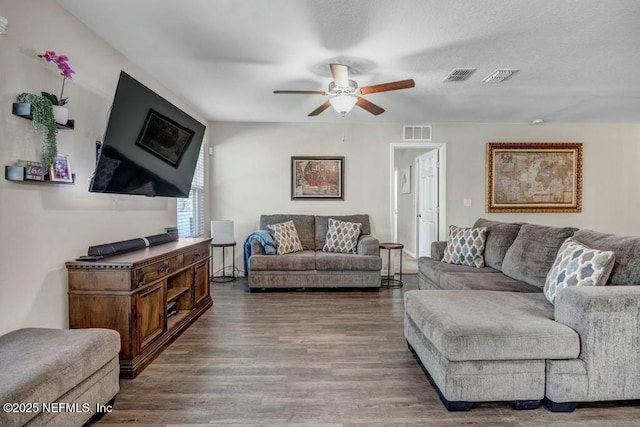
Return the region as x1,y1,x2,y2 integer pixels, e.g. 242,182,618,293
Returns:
58,0,640,123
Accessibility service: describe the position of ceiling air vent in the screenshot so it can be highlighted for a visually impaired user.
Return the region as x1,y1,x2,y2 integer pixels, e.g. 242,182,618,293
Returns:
403,125,432,141
443,68,476,82
482,69,518,83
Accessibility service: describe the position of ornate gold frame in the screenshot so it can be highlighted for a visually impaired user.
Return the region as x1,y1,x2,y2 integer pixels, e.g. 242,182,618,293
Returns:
486,142,582,213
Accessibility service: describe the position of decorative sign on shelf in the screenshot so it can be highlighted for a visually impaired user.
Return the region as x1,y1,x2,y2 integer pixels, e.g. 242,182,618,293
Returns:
17,160,44,181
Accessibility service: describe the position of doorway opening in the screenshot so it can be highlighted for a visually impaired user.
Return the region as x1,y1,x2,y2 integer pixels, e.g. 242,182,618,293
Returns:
390,142,446,261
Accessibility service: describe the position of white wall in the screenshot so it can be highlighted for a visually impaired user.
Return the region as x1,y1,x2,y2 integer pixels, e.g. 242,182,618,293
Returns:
210,122,400,276
210,121,640,271
0,0,208,335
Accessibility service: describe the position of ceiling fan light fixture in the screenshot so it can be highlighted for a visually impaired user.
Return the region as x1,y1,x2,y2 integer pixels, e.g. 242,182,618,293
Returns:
329,94,357,116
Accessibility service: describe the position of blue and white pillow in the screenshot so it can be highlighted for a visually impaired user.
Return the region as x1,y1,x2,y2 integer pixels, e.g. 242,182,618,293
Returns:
544,238,615,304
323,218,362,254
442,225,487,268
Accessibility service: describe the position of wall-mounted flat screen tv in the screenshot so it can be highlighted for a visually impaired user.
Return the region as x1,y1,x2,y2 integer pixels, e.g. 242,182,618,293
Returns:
89,71,206,197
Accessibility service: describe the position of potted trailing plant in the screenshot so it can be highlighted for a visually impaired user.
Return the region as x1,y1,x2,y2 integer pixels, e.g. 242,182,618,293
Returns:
38,50,75,125
16,93,57,170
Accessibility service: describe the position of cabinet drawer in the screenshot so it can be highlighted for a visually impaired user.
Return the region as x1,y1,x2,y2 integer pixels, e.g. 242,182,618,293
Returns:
184,246,208,266
134,255,182,287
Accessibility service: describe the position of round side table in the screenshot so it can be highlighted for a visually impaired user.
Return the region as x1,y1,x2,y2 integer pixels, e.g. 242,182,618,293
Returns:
210,242,236,282
379,242,403,288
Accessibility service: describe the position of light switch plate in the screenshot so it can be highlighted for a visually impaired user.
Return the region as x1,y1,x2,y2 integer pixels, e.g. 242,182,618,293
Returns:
463,198,472,207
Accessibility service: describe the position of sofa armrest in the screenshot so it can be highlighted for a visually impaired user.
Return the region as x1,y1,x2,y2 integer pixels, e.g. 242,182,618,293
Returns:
431,241,447,261
554,286,640,399
251,239,265,255
357,235,379,256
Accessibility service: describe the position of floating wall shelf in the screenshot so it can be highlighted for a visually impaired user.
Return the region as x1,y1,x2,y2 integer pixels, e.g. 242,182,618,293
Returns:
5,165,75,185
12,102,75,130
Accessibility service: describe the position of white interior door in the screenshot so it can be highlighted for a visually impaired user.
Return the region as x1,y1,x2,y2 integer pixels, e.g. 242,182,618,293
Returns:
417,150,439,257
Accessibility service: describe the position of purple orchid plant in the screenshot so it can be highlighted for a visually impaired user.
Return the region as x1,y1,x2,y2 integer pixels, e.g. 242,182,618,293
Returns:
38,50,75,107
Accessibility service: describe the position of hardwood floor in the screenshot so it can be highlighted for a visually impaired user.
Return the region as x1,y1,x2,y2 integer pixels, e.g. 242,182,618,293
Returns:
97,276,640,426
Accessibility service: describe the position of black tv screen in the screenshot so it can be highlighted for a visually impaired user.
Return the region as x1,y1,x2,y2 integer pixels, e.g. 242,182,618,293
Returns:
89,71,206,197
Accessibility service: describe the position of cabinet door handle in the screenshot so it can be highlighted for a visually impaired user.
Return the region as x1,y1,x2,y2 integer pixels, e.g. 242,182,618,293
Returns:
158,261,169,273
195,253,202,257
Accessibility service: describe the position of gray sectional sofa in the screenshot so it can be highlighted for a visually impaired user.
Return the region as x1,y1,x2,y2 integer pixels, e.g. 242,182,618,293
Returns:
406,218,640,412
248,214,382,290
0,328,120,426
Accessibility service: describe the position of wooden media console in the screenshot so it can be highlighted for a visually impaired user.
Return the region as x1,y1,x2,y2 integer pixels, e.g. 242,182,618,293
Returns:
66,238,212,378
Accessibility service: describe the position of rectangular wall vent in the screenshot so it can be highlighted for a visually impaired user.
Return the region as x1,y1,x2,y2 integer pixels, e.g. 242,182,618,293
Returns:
403,125,432,141
482,69,518,83
443,68,476,82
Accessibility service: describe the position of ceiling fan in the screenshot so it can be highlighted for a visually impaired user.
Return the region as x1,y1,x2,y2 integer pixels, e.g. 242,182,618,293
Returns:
274,64,415,117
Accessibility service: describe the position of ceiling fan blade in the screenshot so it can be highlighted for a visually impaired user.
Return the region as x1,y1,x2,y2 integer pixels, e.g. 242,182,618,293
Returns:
330,64,349,88
359,79,415,95
274,90,326,95
356,97,385,115
308,101,332,116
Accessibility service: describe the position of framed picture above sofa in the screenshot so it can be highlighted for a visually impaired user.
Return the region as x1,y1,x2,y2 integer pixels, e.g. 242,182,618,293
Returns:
486,142,582,213
291,156,344,200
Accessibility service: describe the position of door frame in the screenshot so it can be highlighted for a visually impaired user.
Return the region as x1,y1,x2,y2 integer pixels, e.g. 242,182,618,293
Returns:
389,142,447,256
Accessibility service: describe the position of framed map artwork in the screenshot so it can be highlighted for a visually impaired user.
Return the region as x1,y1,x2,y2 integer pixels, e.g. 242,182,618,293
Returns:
486,142,582,213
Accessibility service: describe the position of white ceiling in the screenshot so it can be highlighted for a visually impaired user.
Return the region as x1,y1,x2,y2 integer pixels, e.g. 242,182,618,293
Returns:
58,0,640,123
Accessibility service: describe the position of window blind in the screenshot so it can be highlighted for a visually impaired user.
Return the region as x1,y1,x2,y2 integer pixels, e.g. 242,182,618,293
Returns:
177,144,205,237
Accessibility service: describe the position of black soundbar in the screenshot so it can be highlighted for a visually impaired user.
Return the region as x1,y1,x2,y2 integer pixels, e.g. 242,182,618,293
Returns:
87,232,179,257
88,238,146,257
144,233,176,247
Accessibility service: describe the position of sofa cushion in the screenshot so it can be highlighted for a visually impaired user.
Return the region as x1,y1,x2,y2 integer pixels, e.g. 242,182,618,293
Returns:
502,223,578,288
315,215,371,250
322,218,362,254
0,328,120,425
315,252,382,271
418,257,497,288
544,238,615,304
431,241,447,261
442,225,488,268
440,272,542,293
473,218,523,270
357,235,380,256
404,290,579,361
573,229,640,286
260,214,315,250
249,250,316,271
267,220,304,255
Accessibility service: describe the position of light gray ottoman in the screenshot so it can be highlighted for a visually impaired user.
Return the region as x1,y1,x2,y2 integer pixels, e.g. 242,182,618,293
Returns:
404,290,579,410
0,328,120,426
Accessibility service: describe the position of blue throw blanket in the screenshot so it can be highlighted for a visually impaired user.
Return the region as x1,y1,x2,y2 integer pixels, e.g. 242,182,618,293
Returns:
243,230,277,276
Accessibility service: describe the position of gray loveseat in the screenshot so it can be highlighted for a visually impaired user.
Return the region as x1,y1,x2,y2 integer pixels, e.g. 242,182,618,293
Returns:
405,218,640,412
248,214,382,291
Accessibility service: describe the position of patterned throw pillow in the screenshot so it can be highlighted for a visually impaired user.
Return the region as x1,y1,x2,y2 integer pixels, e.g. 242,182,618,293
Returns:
442,225,488,268
323,218,362,254
267,220,303,255
544,238,615,305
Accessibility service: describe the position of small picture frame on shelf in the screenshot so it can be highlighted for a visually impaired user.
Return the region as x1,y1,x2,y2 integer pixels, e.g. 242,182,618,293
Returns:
50,154,73,183
17,160,44,181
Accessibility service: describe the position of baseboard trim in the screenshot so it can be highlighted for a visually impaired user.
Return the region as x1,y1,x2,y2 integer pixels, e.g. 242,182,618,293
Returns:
403,249,416,259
